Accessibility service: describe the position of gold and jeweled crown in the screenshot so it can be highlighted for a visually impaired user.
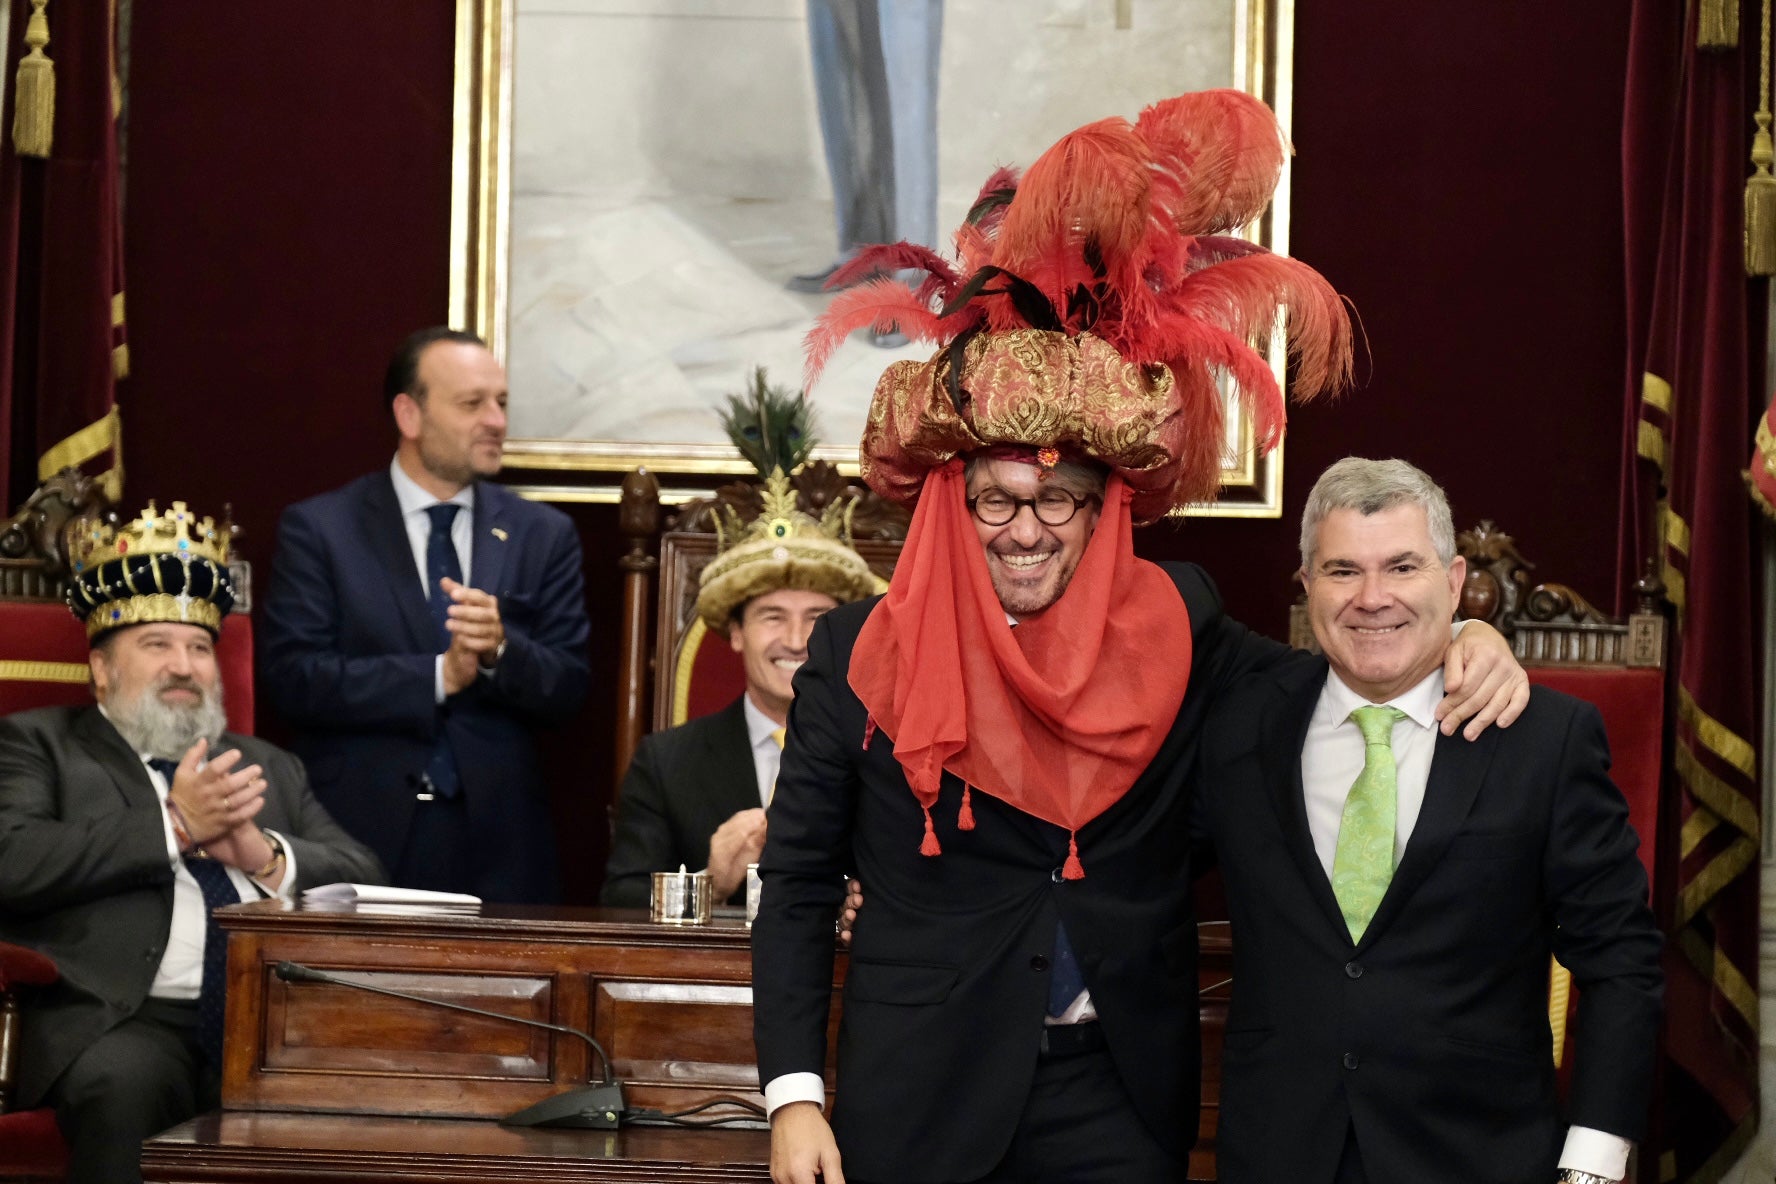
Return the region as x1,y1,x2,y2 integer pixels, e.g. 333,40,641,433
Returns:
694,468,876,630
67,501,236,639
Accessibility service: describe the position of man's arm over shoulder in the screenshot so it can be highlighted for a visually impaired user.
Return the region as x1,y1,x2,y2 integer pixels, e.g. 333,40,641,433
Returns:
260,496,436,733
752,604,863,1086
479,501,590,725
0,712,173,915
1543,693,1663,1141
1162,562,1304,700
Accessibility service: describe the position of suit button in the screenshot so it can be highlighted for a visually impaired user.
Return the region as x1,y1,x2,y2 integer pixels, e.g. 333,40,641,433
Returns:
1344,961,1363,979
1342,1052,1360,1070
1030,954,1051,972
1051,867,1065,883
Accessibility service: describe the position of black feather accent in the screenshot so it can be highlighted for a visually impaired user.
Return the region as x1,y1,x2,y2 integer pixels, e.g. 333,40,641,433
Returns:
965,186,1017,225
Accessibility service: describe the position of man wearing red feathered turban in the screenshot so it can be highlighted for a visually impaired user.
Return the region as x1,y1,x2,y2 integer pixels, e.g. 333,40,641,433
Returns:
750,90,1530,1184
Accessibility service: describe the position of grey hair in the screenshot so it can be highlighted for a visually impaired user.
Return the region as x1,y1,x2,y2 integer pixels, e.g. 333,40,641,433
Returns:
1299,457,1456,570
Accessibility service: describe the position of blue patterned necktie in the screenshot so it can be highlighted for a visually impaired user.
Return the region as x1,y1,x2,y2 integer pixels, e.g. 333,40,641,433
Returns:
149,757,235,1066
422,503,463,799
1047,921,1085,1018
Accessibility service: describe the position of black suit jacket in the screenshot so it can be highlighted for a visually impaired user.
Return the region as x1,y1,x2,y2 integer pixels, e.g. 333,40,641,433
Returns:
0,705,385,1108
260,470,590,903
1196,659,1663,1184
751,563,1286,1183
602,697,761,908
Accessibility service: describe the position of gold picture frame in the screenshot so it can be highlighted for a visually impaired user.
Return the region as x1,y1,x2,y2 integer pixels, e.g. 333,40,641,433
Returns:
451,0,1295,516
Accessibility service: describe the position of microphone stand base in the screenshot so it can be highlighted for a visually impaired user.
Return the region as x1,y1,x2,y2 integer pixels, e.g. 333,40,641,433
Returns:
501,1082,627,1129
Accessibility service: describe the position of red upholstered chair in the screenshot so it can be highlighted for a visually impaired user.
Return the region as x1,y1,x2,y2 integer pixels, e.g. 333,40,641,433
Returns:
611,464,907,795
0,943,63,1184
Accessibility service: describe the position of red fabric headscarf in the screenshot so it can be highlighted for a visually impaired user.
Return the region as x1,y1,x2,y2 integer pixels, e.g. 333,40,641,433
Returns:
847,461,1194,875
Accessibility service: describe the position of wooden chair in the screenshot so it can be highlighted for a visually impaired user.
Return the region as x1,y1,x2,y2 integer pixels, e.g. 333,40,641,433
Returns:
0,471,261,1182
611,462,908,793
1290,519,1669,1074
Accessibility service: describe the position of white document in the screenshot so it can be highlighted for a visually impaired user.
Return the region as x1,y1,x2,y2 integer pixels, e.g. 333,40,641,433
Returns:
301,883,482,905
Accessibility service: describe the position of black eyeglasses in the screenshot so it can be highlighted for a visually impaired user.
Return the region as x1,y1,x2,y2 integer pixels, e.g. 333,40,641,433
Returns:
966,488,1099,527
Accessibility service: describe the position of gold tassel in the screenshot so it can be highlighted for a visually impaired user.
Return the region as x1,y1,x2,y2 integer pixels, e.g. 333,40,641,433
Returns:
1701,0,1742,47
11,0,54,159
1752,0,1776,274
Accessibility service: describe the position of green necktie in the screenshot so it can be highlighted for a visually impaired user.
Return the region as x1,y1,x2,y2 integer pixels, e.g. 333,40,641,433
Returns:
1332,705,1408,943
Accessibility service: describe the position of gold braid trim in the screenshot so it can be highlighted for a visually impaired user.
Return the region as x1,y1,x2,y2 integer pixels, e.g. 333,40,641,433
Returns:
672,617,708,727
1675,830,1758,931
1678,685,1758,780
83,594,223,640
1676,924,1760,1044
1681,808,1721,859
1700,0,1743,48
1673,744,1759,842
1643,371,1674,413
1665,506,1693,556
0,660,87,684
1547,956,1571,1068
38,407,120,481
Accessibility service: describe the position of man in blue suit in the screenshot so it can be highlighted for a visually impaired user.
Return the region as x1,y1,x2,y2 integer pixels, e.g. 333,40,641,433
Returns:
261,327,590,903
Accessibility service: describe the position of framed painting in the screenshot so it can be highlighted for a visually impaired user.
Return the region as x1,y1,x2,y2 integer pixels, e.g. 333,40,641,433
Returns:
451,0,1296,515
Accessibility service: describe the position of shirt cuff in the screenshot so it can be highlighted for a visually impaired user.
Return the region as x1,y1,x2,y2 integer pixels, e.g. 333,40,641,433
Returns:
433,654,447,704
262,828,299,902
763,1072,827,1117
1559,1126,1631,1180
1450,618,1470,636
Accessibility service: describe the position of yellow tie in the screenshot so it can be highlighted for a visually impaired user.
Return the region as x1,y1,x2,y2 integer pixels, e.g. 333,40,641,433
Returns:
767,727,787,806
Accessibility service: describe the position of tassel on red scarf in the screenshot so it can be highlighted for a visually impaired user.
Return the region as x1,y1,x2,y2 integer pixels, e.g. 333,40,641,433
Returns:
920,806,942,856
957,784,976,830
1062,833,1084,880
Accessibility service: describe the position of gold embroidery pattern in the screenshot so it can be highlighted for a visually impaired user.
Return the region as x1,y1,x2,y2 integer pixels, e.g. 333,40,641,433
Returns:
861,330,1196,522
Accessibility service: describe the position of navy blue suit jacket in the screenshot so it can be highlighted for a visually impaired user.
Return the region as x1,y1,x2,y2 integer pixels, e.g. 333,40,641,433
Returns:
260,470,589,903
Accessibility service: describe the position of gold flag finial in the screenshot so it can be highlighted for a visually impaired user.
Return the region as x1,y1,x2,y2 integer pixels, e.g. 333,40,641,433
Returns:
11,0,53,158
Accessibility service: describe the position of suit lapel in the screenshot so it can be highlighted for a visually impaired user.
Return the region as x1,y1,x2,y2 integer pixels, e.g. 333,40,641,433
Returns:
470,481,512,595
1261,663,1351,940
72,707,159,810
1354,724,1496,950
362,472,437,649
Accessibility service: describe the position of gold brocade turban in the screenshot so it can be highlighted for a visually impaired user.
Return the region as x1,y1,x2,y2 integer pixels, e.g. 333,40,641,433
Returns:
694,468,878,630
66,501,236,639
803,88,1354,524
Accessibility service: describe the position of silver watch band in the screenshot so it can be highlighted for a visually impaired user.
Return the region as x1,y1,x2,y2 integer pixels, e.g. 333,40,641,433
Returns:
1557,1170,1616,1184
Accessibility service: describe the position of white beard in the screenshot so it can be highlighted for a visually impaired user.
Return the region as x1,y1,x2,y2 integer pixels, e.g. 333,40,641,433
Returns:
106,678,228,763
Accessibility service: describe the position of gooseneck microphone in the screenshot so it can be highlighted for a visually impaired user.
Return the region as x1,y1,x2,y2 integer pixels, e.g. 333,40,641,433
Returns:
273,960,626,1128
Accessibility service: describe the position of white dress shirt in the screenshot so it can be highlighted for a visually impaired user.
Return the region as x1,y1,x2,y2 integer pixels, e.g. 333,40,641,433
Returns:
139,752,299,1000
388,457,476,705
742,694,783,807
1303,668,1629,1180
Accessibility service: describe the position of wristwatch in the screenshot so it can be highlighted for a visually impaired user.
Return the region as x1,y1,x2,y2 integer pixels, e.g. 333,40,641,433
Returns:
479,638,507,673
1556,1170,1617,1184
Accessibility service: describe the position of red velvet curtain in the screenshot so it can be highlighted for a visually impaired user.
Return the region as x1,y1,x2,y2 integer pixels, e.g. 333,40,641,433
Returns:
0,0,127,511
1620,4,1765,1180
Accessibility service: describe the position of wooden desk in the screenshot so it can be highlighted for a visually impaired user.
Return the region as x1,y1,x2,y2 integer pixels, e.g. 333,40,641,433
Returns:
143,1112,771,1182
139,901,1228,1182
211,901,835,1120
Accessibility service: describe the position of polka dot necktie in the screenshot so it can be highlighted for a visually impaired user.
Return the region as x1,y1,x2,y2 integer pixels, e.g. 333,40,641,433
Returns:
1331,706,1407,943
150,758,237,1066
422,503,463,798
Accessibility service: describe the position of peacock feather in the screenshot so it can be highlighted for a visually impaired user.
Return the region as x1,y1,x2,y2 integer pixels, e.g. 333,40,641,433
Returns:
720,367,818,477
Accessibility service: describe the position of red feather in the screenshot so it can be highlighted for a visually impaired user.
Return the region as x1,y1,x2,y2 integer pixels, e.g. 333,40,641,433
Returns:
803,278,973,390
1137,89,1286,234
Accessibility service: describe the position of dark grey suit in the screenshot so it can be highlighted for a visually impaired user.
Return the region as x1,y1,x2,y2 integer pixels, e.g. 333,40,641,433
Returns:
0,704,383,1181
601,697,760,908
